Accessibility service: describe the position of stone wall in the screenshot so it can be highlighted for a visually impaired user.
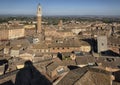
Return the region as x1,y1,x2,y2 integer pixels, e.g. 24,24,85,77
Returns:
8,28,25,39
0,28,25,40
0,30,9,40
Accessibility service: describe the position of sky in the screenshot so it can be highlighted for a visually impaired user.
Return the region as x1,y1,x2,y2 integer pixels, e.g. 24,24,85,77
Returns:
0,0,120,16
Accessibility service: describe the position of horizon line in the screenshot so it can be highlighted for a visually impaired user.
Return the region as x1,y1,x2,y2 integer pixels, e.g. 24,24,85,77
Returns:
0,14,120,17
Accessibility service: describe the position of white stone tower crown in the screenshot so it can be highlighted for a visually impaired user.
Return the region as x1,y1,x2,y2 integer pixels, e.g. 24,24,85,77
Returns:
37,3,42,16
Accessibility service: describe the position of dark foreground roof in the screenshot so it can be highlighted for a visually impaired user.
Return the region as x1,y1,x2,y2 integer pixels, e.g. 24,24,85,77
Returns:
57,67,112,85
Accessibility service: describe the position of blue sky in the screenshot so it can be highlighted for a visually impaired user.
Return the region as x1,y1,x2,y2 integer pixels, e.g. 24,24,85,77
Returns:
0,0,120,16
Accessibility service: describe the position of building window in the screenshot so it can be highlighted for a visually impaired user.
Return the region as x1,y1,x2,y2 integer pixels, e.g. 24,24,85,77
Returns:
101,43,104,46
56,40,58,43
39,50,41,52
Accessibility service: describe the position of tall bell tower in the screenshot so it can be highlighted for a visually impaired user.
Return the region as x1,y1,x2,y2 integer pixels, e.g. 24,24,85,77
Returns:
37,3,42,33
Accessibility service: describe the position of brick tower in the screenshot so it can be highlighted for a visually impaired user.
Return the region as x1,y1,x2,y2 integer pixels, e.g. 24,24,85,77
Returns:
37,3,42,33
